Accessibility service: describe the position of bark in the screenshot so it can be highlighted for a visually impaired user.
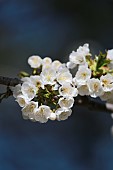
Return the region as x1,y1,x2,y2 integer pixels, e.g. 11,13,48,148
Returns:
75,96,112,114
0,76,21,86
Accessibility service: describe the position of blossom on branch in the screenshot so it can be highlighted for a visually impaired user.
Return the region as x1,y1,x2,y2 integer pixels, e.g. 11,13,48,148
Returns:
10,43,113,123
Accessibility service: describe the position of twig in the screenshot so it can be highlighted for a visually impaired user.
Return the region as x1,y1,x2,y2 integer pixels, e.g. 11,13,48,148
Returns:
0,86,13,103
0,76,21,86
0,76,21,102
75,95,112,114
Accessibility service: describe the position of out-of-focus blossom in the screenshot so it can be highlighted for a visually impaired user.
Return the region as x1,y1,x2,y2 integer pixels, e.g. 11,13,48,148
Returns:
28,55,42,68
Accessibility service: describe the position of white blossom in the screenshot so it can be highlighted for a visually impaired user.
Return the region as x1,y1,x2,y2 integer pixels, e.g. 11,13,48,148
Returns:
30,75,44,89
106,103,113,112
58,97,74,108
66,61,77,69
22,114,29,120
77,43,90,56
59,83,78,97
58,64,70,73
22,75,44,89
104,90,113,103
75,66,91,86
106,49,113,61
12,84,22,98
57,71,72,85
69,44,90,65
88,78,103,98
43,57,52,65
16,95,29,107
72,77,77,86
21,82,37,100
100,74,113,92
52,60,62,71
100,91,113,101
13,43,113,123
78,84,89,96
22,101,38,118
107,49,113,69
28,55,42,68
29,113,36,120
34,105,51,123
49,112,56,120
40,68,56,85
21,77,31,83
42,64,51,70
56,108,72,121
69,51,86,65
42,57,52,70
108,63,113,69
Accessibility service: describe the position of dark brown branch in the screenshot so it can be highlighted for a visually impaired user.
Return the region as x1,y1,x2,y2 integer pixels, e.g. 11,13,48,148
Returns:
0,76,21,86
75,96,112,114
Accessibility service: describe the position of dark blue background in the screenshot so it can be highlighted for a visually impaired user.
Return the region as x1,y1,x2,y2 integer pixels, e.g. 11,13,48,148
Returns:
1,0,113,169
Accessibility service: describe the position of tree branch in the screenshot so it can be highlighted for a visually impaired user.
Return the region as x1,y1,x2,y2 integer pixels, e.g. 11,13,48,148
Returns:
0,76,21,86
75,96,112,114
0,76,112,115
0,76,22,102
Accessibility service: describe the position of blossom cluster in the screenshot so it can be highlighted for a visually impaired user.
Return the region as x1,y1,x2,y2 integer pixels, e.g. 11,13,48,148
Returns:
67,44,113,102
13,56,78,123
12,44,113,123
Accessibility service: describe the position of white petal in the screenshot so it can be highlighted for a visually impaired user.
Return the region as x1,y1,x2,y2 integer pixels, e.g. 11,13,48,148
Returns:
30,75,44,88
16,94,29,107
100,91,113,101
57,72,72,85
34,105,51,123
88,78,104,98
58,97,74,108
75,66,91,86
56,108,72,121
77,43,90,56
69,51,86,65
106,49,113,61
12,84,22,98
59,83,78,97
66,62,76,69
22,101,38,117
100,74,113,92
21,82,37,100
52,60,62,71
40,68,56,85
49,112,56,120
43,57,52,65
28,55,42,68
78,84,89,96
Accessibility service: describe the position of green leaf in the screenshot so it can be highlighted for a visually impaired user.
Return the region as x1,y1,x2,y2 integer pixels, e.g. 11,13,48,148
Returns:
96,51,110,70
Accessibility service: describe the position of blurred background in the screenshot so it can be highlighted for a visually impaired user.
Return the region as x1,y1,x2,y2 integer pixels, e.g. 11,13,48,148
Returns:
0,0,113,169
